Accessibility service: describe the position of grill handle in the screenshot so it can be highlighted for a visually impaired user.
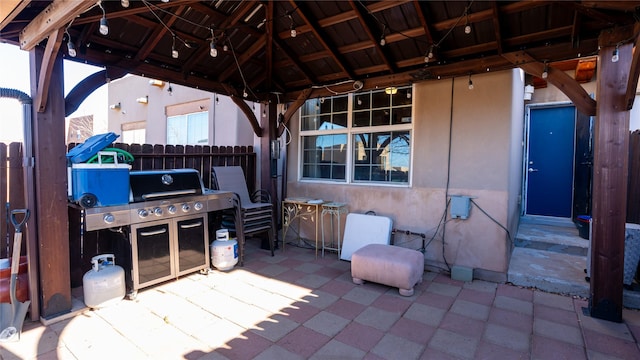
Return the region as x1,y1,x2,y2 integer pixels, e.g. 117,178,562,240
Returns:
141,189,197,200
139,228,167,237
180,221,203,229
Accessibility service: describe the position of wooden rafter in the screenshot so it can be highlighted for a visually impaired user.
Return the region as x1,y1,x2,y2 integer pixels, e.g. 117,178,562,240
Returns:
134,6,186,62
348,0,395,73
181,1,255,77
218,33,266,83
18,0,95,50
291,0,354,79
491,1,503,55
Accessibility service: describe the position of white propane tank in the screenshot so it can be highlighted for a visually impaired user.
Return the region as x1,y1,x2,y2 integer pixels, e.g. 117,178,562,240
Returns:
211,229,238,271
83,254,125,309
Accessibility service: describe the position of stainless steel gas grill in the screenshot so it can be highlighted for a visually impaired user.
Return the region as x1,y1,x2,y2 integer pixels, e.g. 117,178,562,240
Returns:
82,168,233,296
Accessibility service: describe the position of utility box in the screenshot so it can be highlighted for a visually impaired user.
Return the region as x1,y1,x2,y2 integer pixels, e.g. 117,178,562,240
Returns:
450,195,471,220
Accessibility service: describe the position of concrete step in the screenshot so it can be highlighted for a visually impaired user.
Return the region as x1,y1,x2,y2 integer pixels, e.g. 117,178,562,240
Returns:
515,221,589,256
508,247,640,309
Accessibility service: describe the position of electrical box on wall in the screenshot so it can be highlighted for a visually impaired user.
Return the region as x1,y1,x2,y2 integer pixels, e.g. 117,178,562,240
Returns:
450,195,471,220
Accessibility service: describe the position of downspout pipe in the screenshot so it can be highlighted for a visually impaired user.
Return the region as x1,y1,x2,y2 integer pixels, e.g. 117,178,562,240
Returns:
0,87,40,321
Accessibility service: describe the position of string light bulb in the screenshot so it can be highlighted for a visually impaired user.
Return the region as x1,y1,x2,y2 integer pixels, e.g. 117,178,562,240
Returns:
121,0,129,7
541,62,548,79
424,45,434,63
66,38,76,57
209,30,218,57
379,24,386,46
98,1,108,36
243,88,248,98
223,43,228,52
171,35,179,59
288,14,297,38
612,45,619,63
65,26,76,57
464,12,471,34
468,74,474,90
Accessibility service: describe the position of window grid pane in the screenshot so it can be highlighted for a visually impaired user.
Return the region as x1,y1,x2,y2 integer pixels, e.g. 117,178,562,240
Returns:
300,86,411,184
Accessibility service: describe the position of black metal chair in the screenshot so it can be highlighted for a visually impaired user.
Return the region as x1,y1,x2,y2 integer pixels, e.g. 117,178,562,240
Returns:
211,166,275,265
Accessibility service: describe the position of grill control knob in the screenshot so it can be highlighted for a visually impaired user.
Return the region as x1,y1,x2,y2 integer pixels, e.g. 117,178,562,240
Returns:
168,205,177,214
153,207,163,216
194,202,203,211
103,214,115,224
182,203,190,212
138,209,149,218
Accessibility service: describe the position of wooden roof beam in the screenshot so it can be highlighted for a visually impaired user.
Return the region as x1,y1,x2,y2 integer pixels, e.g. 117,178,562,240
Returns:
18,0,95,50
502,51,596,115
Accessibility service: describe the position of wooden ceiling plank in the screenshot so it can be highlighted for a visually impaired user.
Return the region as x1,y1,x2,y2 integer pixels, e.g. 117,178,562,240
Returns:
491,1,503,55
266,1,274,91
0,0,30,32
181,2,257,79
502,51,596,115
348,0,394,73
71,0,201,25
412,0,434,46
35,28,64,113
272,35,316,84
291,0,353,79
218,33,266,82
18,0,95,50
135,5,186,62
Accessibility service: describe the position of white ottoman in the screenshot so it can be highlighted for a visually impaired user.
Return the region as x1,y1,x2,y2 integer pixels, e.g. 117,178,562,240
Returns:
351,244,424,296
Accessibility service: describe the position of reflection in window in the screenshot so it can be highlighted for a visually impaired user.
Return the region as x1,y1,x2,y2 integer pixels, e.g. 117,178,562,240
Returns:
300,86,412,185
302,134,347,180
353,131,410,182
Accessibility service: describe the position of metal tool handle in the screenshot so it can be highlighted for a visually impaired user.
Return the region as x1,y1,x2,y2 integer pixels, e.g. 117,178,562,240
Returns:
10,209,30,233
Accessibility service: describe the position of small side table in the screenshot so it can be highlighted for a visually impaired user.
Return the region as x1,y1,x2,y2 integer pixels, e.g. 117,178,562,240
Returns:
321,202,348,258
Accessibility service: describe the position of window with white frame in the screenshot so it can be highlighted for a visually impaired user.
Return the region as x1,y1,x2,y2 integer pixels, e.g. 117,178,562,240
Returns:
121,121,146,144
300,86,412,184
166,111,208,145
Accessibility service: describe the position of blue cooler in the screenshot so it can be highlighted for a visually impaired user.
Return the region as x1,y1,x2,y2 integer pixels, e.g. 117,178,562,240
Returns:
66,133,131,208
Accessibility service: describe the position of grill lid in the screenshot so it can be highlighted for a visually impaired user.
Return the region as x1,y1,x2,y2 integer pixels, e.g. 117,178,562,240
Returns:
129,168,205,202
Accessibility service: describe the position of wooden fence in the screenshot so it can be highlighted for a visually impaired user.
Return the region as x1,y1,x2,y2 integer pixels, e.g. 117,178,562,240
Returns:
628,130,640,223
0,142,25,258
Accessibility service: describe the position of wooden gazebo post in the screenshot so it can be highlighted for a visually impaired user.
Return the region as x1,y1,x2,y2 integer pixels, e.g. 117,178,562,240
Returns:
589,28,634,322
29,46,72,319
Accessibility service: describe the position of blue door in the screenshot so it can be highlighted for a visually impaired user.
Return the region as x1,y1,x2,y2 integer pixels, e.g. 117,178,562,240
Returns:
526,106,575,218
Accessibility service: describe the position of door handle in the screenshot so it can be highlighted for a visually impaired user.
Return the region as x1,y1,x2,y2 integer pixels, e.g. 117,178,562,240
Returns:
528,168,538,173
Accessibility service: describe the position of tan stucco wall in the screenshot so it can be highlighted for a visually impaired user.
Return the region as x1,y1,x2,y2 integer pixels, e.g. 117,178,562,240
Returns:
285,69,524,279
107,75,255,146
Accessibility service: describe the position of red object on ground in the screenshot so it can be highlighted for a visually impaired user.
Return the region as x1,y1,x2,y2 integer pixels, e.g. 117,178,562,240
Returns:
0,256,29,303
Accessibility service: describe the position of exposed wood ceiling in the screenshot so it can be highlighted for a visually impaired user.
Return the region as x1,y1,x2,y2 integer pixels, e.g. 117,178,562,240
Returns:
1,0,640,104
